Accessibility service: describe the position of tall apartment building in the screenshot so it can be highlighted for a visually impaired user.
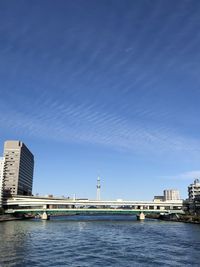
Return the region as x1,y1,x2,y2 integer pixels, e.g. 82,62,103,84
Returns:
163,189,180,201
188,179,200,200
0,157,5,207
3,141,34,197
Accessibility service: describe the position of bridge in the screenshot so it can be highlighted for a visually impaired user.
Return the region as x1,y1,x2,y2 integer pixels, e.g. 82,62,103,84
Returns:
4,195,184,220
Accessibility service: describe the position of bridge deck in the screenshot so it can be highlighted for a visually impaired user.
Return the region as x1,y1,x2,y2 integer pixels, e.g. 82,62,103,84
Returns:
6,208,185,215
4,196,184,215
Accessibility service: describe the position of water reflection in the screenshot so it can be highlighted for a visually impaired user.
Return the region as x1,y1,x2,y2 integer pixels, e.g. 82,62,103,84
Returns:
0,216,200,267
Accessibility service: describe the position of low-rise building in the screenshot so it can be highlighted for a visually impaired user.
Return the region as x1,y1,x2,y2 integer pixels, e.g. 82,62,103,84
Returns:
188,179,200,200
193,195,200,215
153,196,164,202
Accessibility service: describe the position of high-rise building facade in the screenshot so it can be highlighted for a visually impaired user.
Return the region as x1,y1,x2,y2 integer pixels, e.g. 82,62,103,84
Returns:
0,157,5,207
163,189,180,201
3,141,34,196
188,179,200,200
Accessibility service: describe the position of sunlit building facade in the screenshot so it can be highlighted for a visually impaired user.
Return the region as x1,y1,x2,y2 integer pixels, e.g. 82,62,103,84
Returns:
3,141,34,197
163,189,180,201
188,179,200,200
0,157,5,208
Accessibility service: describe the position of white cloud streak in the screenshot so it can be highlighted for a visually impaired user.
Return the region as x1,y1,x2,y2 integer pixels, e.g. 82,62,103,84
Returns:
0,93,200,157
166,171,200,181
0,0,200,157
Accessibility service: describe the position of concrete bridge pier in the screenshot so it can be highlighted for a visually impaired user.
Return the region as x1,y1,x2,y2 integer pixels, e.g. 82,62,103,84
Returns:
137,212,145,221
41,212,49,220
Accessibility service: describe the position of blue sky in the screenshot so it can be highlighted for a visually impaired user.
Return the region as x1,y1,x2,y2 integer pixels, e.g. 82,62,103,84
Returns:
0,0,200,200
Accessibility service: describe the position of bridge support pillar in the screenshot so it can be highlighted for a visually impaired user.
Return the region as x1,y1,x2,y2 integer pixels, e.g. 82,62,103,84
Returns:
137,212,145,221
41,212,49,220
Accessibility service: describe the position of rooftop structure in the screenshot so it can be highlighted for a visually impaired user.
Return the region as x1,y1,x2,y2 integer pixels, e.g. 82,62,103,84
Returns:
153,195,164,202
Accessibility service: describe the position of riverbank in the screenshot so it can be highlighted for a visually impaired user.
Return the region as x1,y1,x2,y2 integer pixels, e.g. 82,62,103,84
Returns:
146,213,200,224
0,214,21,222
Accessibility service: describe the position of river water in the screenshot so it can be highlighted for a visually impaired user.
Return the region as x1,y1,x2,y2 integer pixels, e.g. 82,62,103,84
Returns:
0,215,200,267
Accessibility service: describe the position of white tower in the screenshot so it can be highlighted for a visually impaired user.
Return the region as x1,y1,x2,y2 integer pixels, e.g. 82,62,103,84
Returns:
96,176,101,201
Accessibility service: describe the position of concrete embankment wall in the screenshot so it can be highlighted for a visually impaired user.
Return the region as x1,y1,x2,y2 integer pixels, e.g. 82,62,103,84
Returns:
146,213,200,224
0,215,20,222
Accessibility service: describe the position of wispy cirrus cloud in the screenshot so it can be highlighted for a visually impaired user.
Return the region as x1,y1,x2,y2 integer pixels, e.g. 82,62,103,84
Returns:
0,92,200,157
165,171,200,181
0,0,200,158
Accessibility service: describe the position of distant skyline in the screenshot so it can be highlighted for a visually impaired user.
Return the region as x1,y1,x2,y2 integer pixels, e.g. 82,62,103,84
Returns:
0,0,200,200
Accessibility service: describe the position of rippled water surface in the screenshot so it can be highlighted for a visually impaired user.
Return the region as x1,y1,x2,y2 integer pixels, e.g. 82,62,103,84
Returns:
0,215,200,266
